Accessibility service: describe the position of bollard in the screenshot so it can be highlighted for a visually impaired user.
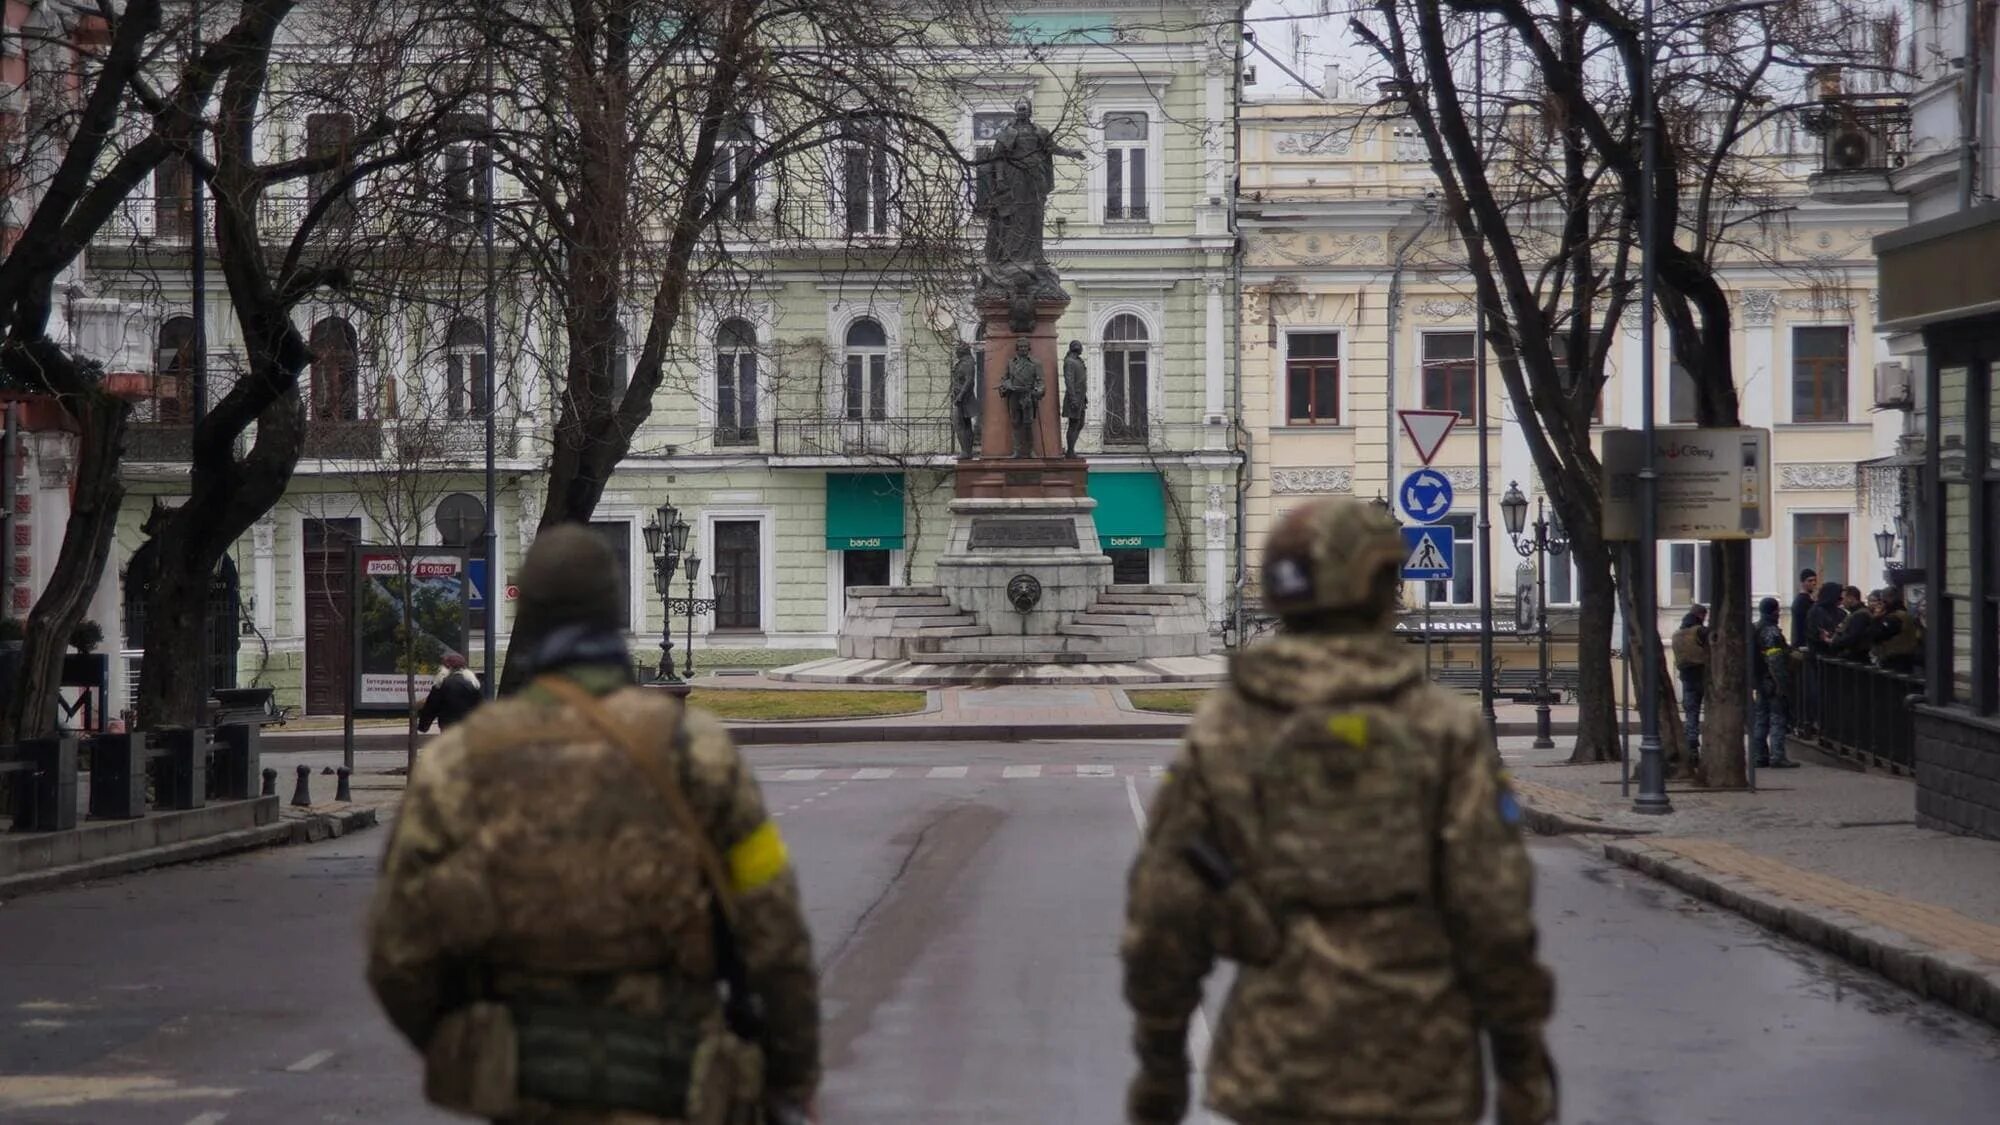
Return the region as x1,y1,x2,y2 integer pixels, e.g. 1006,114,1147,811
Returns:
290,763,312,807
335,766,352,803
261,767,278,796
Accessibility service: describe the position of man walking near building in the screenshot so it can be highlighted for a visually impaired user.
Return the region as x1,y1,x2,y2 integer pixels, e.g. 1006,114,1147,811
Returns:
1752,597,1799,769
367,526,821,1124
1121,497,1556,1125
1672,606,1709,768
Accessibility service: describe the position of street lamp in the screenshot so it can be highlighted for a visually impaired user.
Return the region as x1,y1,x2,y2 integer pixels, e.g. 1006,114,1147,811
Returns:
643,500,683,684
1504,482,1568,750
1875,526,1897,563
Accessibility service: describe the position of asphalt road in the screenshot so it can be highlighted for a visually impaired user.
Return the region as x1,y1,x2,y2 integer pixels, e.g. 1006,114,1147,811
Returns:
2,739,1998,1124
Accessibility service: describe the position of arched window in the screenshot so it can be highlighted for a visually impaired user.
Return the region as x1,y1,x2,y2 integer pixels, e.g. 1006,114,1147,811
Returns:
716,319,758,444
154,317,196,423
843,317,887,421
1102,313,1149,444
309,317,360,421
445,317,487,418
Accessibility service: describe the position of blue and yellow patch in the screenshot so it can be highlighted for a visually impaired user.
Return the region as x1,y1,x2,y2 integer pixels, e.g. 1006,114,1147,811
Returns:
1497,789,1523,826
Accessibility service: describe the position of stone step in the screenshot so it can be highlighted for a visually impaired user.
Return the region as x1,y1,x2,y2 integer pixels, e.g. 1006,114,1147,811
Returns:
1059,623,1134,638
1094,592,1186,607
846,585,943,598
1107,584,1202,597
905,624,988,638
850,595,953,609
916,651,1138,666
863,604,967,618
1072,613,1153,628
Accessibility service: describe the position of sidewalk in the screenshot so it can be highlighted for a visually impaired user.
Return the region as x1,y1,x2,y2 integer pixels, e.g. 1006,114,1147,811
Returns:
1505,738,2000,1027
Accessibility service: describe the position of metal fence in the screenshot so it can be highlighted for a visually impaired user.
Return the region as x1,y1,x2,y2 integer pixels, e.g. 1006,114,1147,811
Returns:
771,417,956,458
1794,653,1923,770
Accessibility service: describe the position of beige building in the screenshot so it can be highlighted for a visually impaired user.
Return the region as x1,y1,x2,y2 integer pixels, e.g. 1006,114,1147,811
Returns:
1238,95,1909,654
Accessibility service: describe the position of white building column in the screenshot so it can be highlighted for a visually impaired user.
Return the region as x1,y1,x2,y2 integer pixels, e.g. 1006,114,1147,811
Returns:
1740,290,1779,592
1203,479,1229,629
252,517,277,635
1203,276,1227,444
1199,55,1228,236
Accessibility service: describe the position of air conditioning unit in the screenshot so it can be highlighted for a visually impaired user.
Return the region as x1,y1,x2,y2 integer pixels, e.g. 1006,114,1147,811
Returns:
1874,361,1913,410
1824,121,1887,171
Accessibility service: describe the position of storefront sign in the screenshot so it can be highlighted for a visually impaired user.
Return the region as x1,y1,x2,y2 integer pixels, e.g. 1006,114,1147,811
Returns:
354,550,468,709
1104,535,1145,549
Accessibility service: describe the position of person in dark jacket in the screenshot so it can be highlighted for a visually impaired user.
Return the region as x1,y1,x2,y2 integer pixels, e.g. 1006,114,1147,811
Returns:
1750,598,1798,768
1830,587,1877,659
1805,582,1847,652
1672,606,1709,766
1790,569,1819,653
417,652,484,733
1874,588,1924,674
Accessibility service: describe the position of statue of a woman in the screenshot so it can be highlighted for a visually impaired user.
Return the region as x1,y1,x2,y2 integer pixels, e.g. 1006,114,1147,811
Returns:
978,99,1082,288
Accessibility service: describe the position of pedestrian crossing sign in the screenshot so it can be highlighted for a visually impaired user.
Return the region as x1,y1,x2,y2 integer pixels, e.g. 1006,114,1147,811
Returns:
1399,525,1454,581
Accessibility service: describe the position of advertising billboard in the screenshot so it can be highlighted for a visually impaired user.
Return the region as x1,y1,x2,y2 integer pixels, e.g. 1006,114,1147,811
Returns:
354,550,468,709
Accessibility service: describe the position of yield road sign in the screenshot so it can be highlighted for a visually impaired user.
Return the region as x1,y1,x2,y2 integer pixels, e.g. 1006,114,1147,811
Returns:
1399,409,1460,466
1400,525,1455,581
1399,469,1454,524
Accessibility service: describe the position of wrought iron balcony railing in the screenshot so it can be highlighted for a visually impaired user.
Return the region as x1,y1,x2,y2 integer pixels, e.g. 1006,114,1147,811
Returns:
771,416,956,459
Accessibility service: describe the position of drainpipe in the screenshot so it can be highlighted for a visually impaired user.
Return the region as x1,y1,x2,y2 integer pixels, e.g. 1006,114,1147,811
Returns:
1384,200,1436,505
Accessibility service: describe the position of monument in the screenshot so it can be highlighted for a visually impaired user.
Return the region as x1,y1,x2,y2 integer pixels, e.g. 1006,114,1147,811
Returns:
781,101,1216,683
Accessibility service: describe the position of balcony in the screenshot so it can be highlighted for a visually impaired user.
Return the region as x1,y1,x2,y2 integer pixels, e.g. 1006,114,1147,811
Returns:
302,418,384,460
1803,100,1910,205
125,423,194,462
771,417,955,460
393,417,519,462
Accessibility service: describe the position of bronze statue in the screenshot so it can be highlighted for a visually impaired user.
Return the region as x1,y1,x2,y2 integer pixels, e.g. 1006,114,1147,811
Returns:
950,342,978,459
1061,340,1087,458
998,338,1043,458
977,99,1082,304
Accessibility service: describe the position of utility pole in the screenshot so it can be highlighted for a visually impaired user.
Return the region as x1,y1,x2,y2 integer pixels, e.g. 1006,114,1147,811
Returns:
1473,20,1497,737
189,0,210,731
1633,0,1672,815
481,4,499,697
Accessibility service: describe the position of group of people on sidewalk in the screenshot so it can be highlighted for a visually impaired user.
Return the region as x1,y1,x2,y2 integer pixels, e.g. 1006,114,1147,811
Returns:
1672,566,1926,772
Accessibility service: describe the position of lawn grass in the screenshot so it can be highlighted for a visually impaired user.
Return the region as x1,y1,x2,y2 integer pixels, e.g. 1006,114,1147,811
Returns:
686,688,927,721
1125,689,1212,715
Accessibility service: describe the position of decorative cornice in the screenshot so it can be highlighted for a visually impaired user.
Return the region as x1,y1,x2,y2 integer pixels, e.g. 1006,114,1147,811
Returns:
1273,130,1354,156
1739,289,1778,326
1413,298,1474,322
1271,467,1353,495
1439,467,1478,490
1778,462,1857,490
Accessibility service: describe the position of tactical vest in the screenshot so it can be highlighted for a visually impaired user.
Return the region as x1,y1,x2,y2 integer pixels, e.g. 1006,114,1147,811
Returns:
1671,626,1707,669
1878,609,1923,659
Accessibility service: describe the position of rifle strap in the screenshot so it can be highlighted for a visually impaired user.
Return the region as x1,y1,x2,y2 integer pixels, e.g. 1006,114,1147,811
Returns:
535,676,740,932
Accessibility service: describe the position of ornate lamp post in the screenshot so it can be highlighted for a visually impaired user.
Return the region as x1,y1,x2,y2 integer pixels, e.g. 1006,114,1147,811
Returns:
675,554,726,680
1504,482,1568,750
642,500,686,685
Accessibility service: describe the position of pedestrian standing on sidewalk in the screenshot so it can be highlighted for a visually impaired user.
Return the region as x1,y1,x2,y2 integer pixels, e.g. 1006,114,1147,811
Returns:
1801,580,1847,735
1751,597,1799,769
367,526,821,1125
1874,588,1925,674
1790,569,1819,653
1121,497,1556,1125
1830,588,1876,661
415,652,482,733
1672,606,1709,767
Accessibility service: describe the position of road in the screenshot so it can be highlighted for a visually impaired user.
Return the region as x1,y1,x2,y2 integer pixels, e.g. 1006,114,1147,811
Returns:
3,740,1998,1124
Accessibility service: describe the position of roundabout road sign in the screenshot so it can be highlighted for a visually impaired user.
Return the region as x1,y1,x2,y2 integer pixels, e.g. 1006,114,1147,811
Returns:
1399,469,1454,525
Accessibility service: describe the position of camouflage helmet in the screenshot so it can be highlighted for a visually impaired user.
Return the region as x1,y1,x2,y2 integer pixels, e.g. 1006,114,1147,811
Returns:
1261,497,1404,626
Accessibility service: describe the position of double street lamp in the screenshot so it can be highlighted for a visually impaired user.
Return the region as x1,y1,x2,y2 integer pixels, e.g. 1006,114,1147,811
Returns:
1503,482,1568,750
642,498,728,689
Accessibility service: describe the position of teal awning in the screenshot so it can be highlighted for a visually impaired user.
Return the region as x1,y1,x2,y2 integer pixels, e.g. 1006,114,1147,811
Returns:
825,473,905,550
1089,471,1166,550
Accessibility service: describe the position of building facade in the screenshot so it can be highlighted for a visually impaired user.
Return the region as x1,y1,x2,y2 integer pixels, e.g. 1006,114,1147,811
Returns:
1239,95,1908,661
89,4,1247,716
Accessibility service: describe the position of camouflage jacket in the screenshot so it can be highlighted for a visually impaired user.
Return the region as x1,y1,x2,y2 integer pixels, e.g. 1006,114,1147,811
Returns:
366,666,820,1120
1122,633,1554,1124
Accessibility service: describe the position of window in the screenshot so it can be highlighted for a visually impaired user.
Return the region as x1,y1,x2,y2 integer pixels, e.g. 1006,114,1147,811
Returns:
840,122,891,235
305,111,355,225
843,318,888,421
308,317,360,421
1668,542,1714,607
971,111,1011,216
1423,513,1476,606
712,520,762,630
443,115,490,221
710,117,757,222
1792,325,1849,423
154,316,195,423
1108,549,1152,585
1547,555,1576,605
1285,332,1340,424
1794,513,1849,586
1421,332,1477,416
1103,111,1149,220
445,317,487,418
1669,361,1698,424
716,319,759,444
841,549,891,612
154,158,193,240
586,521,634,631
1103,313,1149,444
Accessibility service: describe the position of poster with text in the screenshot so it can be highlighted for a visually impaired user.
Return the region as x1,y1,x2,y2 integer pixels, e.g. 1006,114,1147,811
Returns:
356,551,468,708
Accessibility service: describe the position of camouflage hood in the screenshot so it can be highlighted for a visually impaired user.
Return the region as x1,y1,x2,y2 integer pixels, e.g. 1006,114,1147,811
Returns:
1228,632,1425,710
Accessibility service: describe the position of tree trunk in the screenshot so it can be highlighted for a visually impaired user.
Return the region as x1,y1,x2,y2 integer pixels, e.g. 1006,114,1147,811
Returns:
0,395,130,743
1699,539,1751,788
1567,544,1620,763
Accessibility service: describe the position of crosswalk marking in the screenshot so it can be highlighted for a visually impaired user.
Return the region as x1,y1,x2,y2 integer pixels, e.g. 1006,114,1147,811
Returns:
852,768,895,780
1002,764,1042,779
1077,764,1115,777
926,765,970,779
780,768,824,781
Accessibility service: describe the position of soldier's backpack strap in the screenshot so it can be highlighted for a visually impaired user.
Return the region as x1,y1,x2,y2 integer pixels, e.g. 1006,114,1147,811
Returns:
535,675,739,932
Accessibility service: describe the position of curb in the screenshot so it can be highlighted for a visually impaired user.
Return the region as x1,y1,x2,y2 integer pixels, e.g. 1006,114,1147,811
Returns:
1517,803,1653,838
0,806,380,900
1601,839,2000,1030
728,721,1187,745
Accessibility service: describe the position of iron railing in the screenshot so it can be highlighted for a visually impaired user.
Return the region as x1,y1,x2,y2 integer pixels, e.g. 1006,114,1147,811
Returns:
1793,652,1922,770
771,417,956,458
302,419,385,460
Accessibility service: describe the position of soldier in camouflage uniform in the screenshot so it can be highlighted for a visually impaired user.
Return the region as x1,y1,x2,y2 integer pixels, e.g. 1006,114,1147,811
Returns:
1121,496,1556,1125
367,525,820,1124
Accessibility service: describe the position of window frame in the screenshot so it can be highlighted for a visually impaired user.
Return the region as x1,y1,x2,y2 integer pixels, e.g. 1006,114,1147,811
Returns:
1089,100,1165,225
1792,511,1851,588
709,116,760,224
1101,109,1151,222
444,317,488,419
1283,330,1343,425
835,119,895,238
1419,329,1479,417
1789,323,1852,424
715,318,760,444
1101,313,1151,445
1667,541,1714,608
585,519,637,632
842,316,890,422
154,315,196,423
304,110,356,226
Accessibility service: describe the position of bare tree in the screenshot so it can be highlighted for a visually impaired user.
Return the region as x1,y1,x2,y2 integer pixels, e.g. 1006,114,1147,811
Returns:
1352,0,1890,776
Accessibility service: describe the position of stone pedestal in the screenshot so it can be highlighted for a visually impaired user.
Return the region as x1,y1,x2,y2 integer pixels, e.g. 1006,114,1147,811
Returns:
962,295,1082,498
934,496,1112,637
